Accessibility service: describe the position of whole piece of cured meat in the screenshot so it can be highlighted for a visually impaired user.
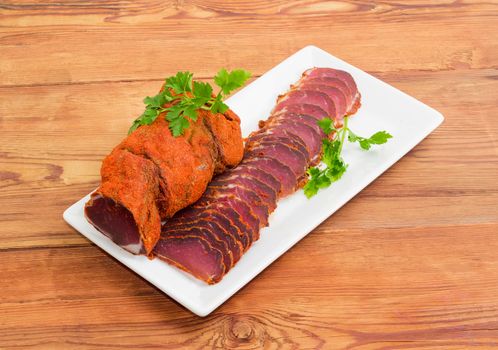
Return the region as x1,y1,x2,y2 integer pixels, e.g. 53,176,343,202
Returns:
85,91,244,256
155,68,361,283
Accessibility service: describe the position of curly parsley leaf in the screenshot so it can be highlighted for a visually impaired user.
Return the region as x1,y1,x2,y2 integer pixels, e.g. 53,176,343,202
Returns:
182,104,199,121
303,167,331,198
214,68,252,95
210,95,229,114
129,68,251,136
304,138,347,199
317,118,336,135
168,115,190,137
348,130,392,150
143,91,172,109
322,139,348,181
165,103,183,122
192,81,213,104
165,71,193,94
304,117,392,198
128,119,141,134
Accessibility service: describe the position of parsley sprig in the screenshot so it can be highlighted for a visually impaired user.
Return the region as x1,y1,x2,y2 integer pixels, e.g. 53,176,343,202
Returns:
129,69,251,136
303,117,392,198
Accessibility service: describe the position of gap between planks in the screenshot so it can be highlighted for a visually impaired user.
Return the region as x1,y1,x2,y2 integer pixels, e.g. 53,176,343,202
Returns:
2,65,497,89
0,75,260,89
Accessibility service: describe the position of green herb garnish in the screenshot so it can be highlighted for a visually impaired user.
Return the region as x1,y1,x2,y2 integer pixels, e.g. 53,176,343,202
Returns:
303,117,392,198
129,69,251,136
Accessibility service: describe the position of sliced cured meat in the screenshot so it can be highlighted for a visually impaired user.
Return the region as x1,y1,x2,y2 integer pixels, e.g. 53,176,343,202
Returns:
193,196,260,241
164,216,243,263
300,77,352,109
247,133,316,160
241,157,298,196
261,114,323,158
302,68,358,98
273,90,336,117
200,184,270,229
162,225,233,270
154,235,225,284
249,127,312,160
277,103,328,121
168,226,234,271
209,174,278,213
297,83,347,118
155,67,362,284
170,207,251,251
246,142,308,178
273,112,326,139
247,133,311,163
162,216,244,260
302,68,361,115
229,164,283,196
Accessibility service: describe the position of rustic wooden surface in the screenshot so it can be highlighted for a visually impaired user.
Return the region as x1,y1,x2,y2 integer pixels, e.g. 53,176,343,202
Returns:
1,0,498,348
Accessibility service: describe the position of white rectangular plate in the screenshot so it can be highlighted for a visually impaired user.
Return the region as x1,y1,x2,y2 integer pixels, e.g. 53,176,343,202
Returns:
64,45,443,317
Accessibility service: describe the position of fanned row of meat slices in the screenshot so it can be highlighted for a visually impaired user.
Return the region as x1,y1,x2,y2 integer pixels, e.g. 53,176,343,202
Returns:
154,67,362,284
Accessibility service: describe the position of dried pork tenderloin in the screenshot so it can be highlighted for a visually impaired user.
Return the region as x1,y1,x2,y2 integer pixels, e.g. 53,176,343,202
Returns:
154,68,361,284
85,102,244,256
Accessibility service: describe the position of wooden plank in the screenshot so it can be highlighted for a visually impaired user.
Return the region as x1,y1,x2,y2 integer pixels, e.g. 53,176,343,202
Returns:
2,224,498,348
0,1,497,86
2,0,496,23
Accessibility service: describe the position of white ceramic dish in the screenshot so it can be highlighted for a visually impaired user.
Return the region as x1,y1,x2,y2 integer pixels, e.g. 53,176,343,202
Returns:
63,45,444,316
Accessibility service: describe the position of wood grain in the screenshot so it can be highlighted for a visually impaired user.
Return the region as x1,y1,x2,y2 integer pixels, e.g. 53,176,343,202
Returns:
1,1,497,86
1,0,498,348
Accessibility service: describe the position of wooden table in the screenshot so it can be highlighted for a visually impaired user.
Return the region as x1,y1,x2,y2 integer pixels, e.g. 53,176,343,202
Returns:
1,1,497,348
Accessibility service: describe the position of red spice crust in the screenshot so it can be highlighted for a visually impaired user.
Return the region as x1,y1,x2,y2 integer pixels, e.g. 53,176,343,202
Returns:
89,102,243,255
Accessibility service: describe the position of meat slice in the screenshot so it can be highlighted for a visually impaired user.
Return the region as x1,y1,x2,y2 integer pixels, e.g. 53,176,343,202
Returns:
162,226,233,270
300,77,352,110
170,207,251,251
302,68,358,97
154,235,225,284
241,157,298,196
209,174,278,213
247,133,311,162
260,114,324,159
229,164,283,197
273,112,326,139
200,183,271,230
297,83,347,118
246,134,310,162
278,103,328,121
250,127,312,159
193,196,260,242
246,139,308,179
273,90,336,117
302,68,361,115
164,216,243,264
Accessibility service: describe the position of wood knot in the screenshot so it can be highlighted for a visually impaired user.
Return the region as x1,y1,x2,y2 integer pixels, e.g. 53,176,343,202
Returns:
230,319,254,341
220,315,262,346
208,313,324,348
